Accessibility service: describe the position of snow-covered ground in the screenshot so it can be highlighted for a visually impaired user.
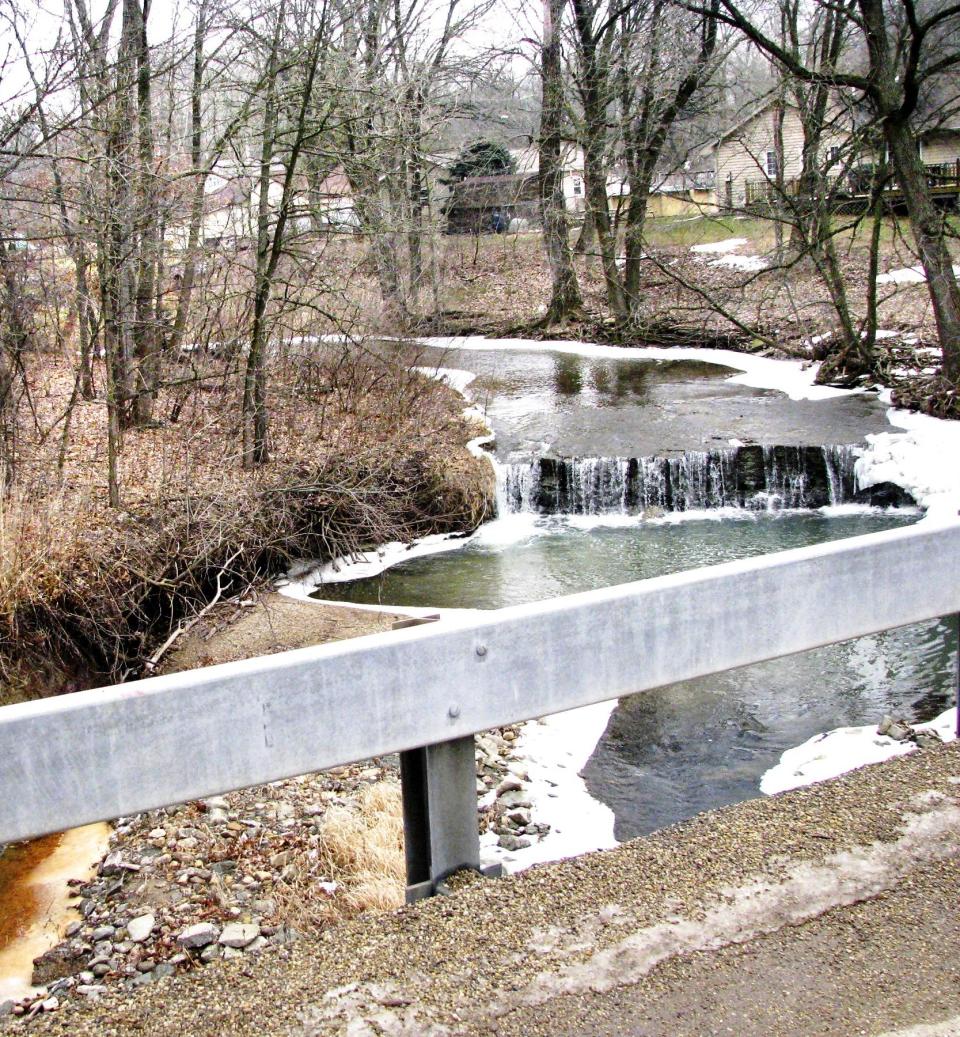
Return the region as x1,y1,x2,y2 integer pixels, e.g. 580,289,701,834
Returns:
284,336,960,871
877,264,960,285
689,236,768,272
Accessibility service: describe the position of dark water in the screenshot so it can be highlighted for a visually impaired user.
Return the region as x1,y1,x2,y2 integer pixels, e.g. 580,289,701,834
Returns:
316,509,956,838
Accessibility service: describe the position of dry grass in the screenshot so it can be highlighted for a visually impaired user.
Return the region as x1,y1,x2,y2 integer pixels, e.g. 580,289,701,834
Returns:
272,781,406,931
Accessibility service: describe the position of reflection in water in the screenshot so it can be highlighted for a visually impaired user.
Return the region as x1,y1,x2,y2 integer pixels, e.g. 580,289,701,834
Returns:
582,611,957,840
613,362,650,402
553,354,583,397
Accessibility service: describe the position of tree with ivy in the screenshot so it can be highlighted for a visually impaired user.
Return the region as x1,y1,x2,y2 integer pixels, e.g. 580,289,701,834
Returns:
445,139,516,181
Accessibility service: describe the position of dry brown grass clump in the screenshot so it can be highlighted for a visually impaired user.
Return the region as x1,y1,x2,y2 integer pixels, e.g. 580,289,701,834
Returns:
272,781,405,931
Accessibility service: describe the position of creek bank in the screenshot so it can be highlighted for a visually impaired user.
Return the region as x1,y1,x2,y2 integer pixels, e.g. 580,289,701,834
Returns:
2,363,493,708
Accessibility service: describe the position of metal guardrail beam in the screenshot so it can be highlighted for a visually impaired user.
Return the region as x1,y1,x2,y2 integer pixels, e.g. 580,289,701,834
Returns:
1,521,959,847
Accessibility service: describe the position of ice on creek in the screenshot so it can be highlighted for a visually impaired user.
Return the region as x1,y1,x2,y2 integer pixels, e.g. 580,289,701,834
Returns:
761,709,957,796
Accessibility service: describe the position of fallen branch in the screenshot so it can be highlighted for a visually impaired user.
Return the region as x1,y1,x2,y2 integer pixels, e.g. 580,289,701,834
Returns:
143,549,243,674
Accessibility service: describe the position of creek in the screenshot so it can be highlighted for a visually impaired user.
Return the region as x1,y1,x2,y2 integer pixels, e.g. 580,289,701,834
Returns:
0,824,111,1001
314,340,957,840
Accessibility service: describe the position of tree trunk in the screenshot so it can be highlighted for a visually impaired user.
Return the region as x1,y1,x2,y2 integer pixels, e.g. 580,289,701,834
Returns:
170,0,208,356
539,0,582,322
885,118,960,382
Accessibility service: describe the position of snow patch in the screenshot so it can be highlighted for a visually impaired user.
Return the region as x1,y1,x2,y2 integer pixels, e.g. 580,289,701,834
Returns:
709,253,767,272
481,702,619,873
761,708,957,795
877,264,960,285
856,393,960,522
690,238,748,254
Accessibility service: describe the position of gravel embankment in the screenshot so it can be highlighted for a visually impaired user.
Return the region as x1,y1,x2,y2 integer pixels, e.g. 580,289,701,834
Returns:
6,742,959,1036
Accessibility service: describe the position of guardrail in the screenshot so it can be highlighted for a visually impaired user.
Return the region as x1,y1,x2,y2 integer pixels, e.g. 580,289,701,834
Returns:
2,522,959,899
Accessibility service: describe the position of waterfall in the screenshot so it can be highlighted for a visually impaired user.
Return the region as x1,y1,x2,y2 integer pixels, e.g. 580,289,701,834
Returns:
496,445,873,516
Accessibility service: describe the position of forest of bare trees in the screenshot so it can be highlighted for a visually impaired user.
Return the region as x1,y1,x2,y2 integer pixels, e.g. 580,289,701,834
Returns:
0,0,958,504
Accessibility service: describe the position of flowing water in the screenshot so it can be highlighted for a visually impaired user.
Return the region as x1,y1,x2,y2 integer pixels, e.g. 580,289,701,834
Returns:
313,341,955,840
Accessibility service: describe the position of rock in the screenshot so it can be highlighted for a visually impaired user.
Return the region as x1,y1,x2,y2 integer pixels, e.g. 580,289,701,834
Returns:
153,963,176,980
100,852,140,876
64,921,83,938
0,1000,15,1017
177,922,219,949
76,985,108,999
32,942,88,986
498,791,532,810
497,833,531,851
218,922,260,949
508,808,532,826
90,926,116,943
200,944,221,964
222,946,244,961
39,997,60,1013
252,899,277,919
244,936,269,954
914,729,943,749
496,779,523,796
127,914,156,943
878,714,913,740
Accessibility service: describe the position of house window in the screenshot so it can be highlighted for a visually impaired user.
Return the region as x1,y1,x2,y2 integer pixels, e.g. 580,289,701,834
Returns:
572,177,583,196
765,151,779,177
828,146,841,165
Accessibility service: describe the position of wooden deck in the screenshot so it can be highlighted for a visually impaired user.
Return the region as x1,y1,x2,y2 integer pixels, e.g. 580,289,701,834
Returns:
744,159,960,211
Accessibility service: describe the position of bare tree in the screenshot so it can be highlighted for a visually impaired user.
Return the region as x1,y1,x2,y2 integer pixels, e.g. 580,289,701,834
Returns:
540,0,584,321
709,0,960,383
570,0,722,323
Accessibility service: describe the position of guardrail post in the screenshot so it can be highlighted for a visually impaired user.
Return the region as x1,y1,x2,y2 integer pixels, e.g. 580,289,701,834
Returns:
401,736,498,902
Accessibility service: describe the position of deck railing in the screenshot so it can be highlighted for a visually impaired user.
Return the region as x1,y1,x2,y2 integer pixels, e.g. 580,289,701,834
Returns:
743,159,960,207
2,521,959,899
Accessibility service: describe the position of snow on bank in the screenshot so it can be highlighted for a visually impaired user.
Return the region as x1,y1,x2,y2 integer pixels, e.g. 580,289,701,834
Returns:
690,237,748,254
855,391,960,523
688,236,768,272
480,702,619,873
709,253,768,272
761,708,957,796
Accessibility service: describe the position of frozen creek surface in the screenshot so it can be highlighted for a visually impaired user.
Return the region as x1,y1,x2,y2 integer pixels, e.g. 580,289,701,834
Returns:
305,338,959,854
